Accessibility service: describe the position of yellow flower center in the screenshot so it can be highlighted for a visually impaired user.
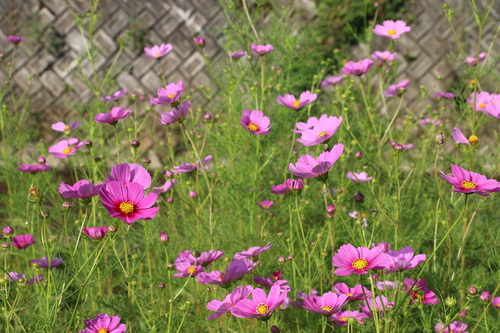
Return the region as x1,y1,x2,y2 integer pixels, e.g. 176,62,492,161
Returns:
352,258,368,270
64,125,69,131
341,317,348,322
387,29,397,35
187,266,197,274
360,213,366,219
155,52,160,57
167,93,175,98
470,80,476,85
321,305,333,311
255,303,268,314
219,272,225,281
292,100,301,108
97,329,109,333
461,180,477,189
317,131,328,138
468,135,478,145
119,201,135,214
62,148,72,154
248,123,259,131
479,102,486,108
346,293,353,296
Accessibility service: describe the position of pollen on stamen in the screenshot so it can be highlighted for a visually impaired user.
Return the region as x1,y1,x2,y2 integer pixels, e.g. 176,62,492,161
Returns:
62,148,72,154
187,266,197,274
64,125,69,131
248,123,260,131
97,328,109,333
255,303,268,314
387,29,396,35
317,131,328,138
468,135,478,145
119,201,135,214
155,52,160,57
352,258,368,270
461,180,477,189
321,305,333,311
167,93,175,98
292,100,301,108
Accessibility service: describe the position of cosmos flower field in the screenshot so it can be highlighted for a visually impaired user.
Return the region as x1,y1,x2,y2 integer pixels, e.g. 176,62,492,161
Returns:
1,1,500,332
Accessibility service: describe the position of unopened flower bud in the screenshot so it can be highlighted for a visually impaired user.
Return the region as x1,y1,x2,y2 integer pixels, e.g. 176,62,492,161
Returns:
287,255,293,261
84,140,93,148
270,325,281,332
435,132,445,145
204,113,212,121
355,151,362,159
166,263,176,270
61,202,73,211
164,170,174,178
28,187,43,203
277,232,284,237
444,296,456,307
394,143,404,151
158,283,165,288
131,140,140,148
1,243,10,249
459,310,467,318
480,290,491,302
159,232,169,243
326,204,336,214
167,197,174,203
37,156,46,164
42,211,50,218
189,191,198,198
143,158,151,166
191,251,201,258
108,226,117,233
467,286,478,296
354,192,365,203
3,226,13,236
193,36,205,48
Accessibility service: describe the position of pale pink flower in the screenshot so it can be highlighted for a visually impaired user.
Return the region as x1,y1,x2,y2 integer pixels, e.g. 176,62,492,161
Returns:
296,115,342,146
384,79,410,97
251,43,273,55
101,89,128,101
464,52,486,66
371,51,398,62
150,81,185,105
159,100,190,124
277,91,317,110
232,51,247,59
51,121,81,133
346,171,372,183
321,75,344,87
240,109,271,135
342,59,373,76
372,20,411,39
143,43,173,58
48,138,84,159
288,143,344,179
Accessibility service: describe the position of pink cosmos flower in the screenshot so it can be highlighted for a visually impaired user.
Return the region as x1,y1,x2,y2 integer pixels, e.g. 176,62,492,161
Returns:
342,59,373,76
59,180,104,199
291,289,318,308
439,165,500,196
94,107,131,124
159,100,190,125
435,91,455,99
206,285,253,320
346,171,372,183
51,121,81,133
384,79,410,97
288,143,344,179
330,310,370,326
403,278,439,305
253,271,291,291
292,115,326,135
452,128,478,146
143,43,173,58
8,272,43,285
172,155,212,173
376,280,399,290
270,179,303,194
348,211,368,228
384,246,426,274
152,179,178,195
193,36,205,47
419,118,442,126
333,283,371,301
467,91,498,113
371,51,398,62
434,321,468,333
82,226,108,240
303,292,348,316
106,163,152,189
197,250,224,266
17,163,50,173
332,243,389,276
12,234,36,250
359,295,394,318
234,242,273,260
277,91,318,110
464,52,486,66
232,51,247,59
251,43,274,55
101,89,128,102
48,138,84,159
7,36,23,43
373,20,411,39
491,297,500,309
321,75,344,87
296,115,342,146
240,109,271,135
79,313,126,333
197,259,258,285
259,200,274,209
99,181,159,224
173,251,206,277
231,285,288,318
30,257,63,268
150,81,185,105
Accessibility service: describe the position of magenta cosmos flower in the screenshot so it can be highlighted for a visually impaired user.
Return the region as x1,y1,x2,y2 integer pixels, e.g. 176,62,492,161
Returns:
289,143,344,179
296,115,342,146
270,179,303,194
234,242,273,260
330,310,369,326
259,200,273,209
150,81,185,105
59,179,104,199
403,278,439,305
332,243,389,276
251,43,273,55
231,51,247,59
333,283,371,301
384,79,410,97
94,107,131,124
12,234,36,250
82,226,108,240
277,91,318,110
451,128,478,146
434,321,468,333
30,257,63,268
342,59,373,76
159,100,190,125
371,51,398,62
373,20,411,39
207,285,253,320
143,43,173,58
435,91,455,99
152,179,178,195
48,138,84,159
464,52,486,66
17,163,50,173
173,155,212,173
8,272,44,285
303,292,348,316
193,36,205,47
384,246,426,274
79,313,126,333
439,165,500,196
101,89,128,102
253,271,290,291
197,259,258,285
172,251,206,277
7,36,23,43
51,121,81,133
491,297,500,309
99,181,159,224
231,285,288,318
292,115,321,134
106,163,152,189
346,171,373,183
240,109,271,135
321,75,344,87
